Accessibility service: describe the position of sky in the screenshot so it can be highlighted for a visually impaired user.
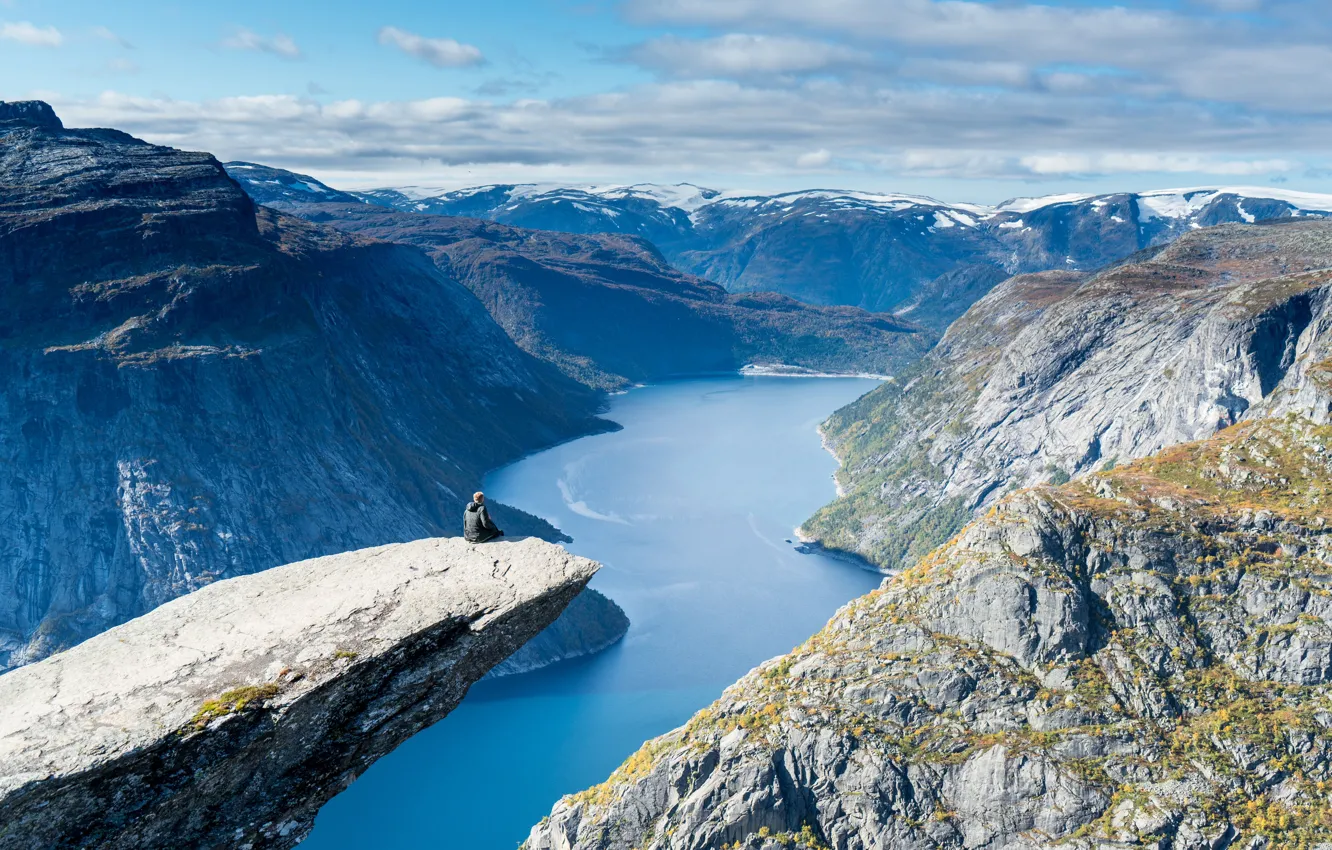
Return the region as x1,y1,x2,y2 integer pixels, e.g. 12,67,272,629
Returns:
3,0,1330,203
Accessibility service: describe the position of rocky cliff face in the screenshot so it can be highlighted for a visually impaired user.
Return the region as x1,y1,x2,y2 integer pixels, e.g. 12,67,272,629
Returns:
487,587,630,678
527,415,1332,850
344,181,1332,331
0,103,610,669
225,165,935,391
804,220,1332,570
0,536,599,850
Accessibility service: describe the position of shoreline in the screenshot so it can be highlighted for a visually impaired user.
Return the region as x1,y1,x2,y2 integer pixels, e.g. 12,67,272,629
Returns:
741,364,894,380
488,370,885,489
819,425,848,498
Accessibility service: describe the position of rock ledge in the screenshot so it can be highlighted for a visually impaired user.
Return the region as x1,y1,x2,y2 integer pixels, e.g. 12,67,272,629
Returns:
0,536,598,850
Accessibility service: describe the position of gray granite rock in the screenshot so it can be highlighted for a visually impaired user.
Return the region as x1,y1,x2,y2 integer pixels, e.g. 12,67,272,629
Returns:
806,220,1332,571
0,536,598,850
527,416,1332,850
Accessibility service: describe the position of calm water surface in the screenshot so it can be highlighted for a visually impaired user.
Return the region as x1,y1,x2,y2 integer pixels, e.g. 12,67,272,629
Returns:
304,376,883,849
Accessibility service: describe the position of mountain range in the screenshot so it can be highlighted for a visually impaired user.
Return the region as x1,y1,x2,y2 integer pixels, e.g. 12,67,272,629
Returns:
0,102,943,670
524,215,1332,850
226,163,935,391
284,174,1332,331
7,93,1332,849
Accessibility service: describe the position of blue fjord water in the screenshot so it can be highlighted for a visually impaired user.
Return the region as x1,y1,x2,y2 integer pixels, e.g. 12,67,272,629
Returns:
303,376,884,849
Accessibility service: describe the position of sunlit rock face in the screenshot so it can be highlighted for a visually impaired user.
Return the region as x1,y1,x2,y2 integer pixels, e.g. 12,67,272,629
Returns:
528,416,1332,850
805,220,1332,571
0,537,600,850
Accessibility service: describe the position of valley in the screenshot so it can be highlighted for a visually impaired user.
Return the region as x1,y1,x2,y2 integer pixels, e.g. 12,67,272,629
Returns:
803,219,1332,571
0,102,611,671
4,92,1332,850
300,376,884,849
529,413,1332,850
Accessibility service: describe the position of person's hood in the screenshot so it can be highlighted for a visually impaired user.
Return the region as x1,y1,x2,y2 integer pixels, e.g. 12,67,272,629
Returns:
466,502,482,512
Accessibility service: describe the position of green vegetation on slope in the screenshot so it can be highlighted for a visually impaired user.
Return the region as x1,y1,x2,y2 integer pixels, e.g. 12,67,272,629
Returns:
529,415,1332,850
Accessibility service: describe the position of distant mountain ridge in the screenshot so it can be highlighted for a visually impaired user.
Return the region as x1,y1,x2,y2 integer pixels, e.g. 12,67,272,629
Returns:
226,163,937,391
341,179,1332,225
523,218,1332,850
252,167,1332,330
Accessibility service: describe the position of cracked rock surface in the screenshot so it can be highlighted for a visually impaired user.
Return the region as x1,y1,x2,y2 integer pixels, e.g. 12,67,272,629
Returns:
527,416,1332,850
0,536,598,850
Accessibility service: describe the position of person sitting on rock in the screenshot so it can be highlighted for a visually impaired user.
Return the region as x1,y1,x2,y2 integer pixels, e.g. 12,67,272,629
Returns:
464,491,504,543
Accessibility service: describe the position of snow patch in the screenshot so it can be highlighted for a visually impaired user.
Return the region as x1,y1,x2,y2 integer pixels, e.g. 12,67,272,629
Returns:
993,193,1096,214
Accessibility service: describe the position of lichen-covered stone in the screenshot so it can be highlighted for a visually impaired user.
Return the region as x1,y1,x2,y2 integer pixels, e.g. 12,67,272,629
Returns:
528,417,1332,850
0,536,598,850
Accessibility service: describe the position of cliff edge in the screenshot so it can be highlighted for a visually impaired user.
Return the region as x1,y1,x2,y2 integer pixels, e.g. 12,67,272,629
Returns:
0,536,598,850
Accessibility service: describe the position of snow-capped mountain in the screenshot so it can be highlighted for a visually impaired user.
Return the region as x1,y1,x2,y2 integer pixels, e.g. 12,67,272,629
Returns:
233,165,1332,330
352,183,723,250
222,162,368,206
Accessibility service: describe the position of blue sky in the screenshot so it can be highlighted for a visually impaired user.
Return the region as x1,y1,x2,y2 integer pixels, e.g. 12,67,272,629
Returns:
3,0,1330,202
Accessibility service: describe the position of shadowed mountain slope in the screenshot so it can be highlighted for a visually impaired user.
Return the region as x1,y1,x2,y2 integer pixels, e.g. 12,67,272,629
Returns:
0,103,609,668
226,165,936,391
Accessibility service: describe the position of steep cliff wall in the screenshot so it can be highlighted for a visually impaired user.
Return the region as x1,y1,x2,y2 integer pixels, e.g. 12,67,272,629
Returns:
488,587,630,678
805,220,1332,570
0,103,610,668
0,537,598,850
528,416,1332,850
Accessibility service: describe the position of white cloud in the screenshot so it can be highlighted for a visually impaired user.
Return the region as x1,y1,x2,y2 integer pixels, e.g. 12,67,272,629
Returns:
1168,45,1332,112
43,84,1317,188
377,26,484,68
12,0,1331,195
796,149,832,168
92,26,133,49
1,21,63,47
1018,152,1296,177
1191,0,1264,10
221,28,302,59
627,33,870,77
899,58,1032,88
625,0,1192,66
